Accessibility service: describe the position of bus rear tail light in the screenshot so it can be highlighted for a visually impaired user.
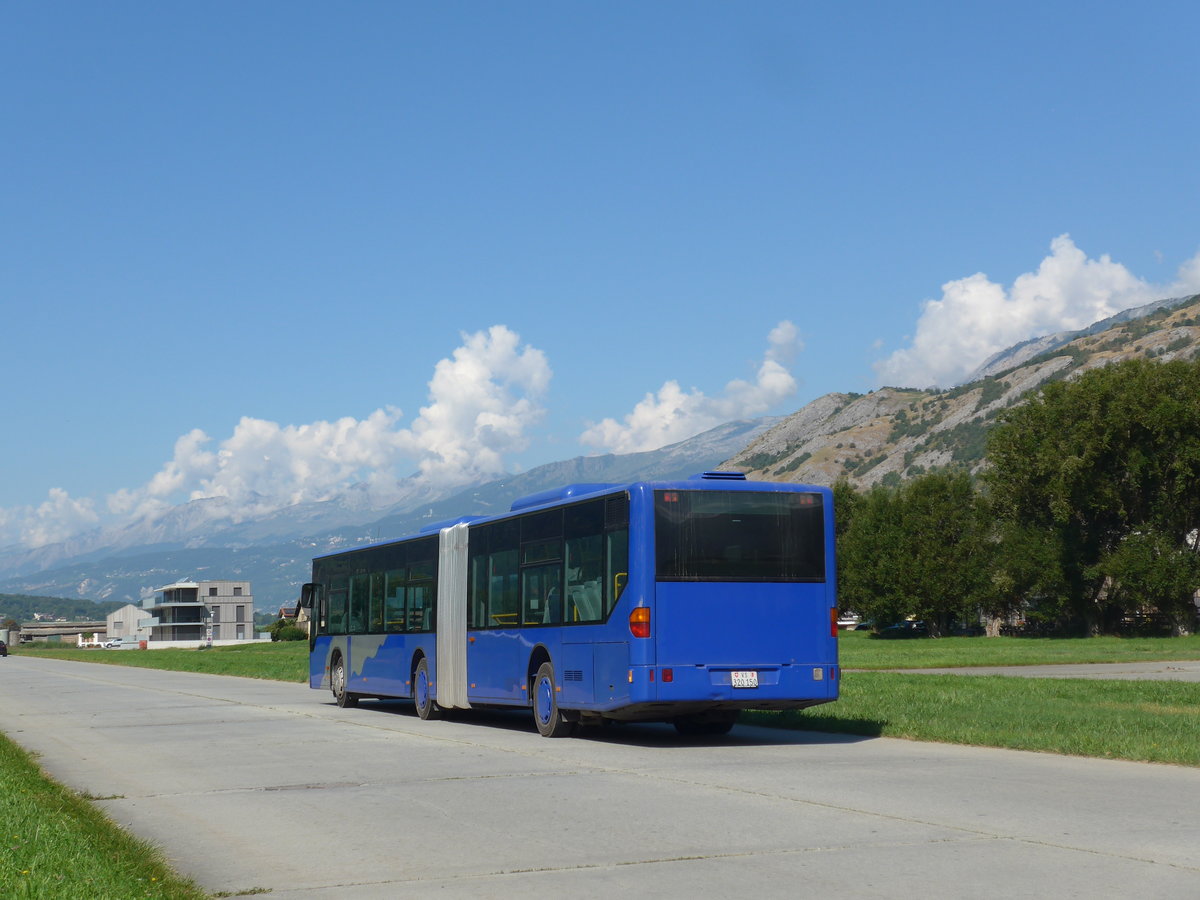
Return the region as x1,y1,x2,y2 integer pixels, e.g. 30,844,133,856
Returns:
831,607,839,638
629,607,651,638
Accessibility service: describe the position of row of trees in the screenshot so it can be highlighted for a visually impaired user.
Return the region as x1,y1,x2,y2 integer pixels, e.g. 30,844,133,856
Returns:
837,358,1200,636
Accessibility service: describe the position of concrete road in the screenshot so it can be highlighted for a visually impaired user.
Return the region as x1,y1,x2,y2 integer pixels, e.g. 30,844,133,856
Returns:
2,656,1198,899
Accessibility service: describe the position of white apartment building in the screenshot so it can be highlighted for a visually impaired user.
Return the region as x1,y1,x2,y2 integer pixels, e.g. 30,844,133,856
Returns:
144,580,255,643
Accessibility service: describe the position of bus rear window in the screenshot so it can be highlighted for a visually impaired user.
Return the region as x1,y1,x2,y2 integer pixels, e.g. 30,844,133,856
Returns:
654,490,825,582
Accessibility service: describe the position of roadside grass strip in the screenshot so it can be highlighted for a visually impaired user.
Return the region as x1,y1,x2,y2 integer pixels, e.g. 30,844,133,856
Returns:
837,629,1200,669
747,672,1200,766
22,641,309,682
0,732,206,899
26,632,1200,678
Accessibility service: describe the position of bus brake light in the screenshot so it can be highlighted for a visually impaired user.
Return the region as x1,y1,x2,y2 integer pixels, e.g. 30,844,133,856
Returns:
831,607,839,637
630,607,651,638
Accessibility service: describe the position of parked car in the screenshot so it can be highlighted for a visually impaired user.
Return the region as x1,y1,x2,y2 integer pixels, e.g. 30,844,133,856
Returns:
103,639,124,649
878,620,929,638
0,640,8,657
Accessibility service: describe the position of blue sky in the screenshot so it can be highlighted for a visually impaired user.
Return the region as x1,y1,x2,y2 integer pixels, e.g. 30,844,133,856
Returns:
3,2,1199,549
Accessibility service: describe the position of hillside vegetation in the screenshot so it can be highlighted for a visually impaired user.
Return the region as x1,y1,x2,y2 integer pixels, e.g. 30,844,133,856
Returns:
725,293,1200,487
833,356,1200,637
0,593,123,624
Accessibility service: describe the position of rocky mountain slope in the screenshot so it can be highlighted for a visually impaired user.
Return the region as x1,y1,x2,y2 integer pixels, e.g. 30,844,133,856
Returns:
724,293,1200,488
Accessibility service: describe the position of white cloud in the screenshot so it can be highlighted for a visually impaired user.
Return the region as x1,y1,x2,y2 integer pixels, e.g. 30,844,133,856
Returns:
2,326,550,548
1,489,101,549
580,322,800,455
875,235,1200,389
398,324,551,485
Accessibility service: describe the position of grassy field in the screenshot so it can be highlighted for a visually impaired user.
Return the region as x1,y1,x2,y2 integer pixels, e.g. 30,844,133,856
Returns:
746,672,1200,766
0,733,207,899
24,629,1200,675
836,628,1200,669
20,640,309,682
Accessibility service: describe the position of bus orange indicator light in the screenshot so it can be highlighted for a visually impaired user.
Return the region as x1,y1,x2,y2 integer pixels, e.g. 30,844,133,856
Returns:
629,607,651,638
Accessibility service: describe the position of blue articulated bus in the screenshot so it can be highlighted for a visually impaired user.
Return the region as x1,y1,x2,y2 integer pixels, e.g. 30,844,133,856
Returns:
299,471,839,737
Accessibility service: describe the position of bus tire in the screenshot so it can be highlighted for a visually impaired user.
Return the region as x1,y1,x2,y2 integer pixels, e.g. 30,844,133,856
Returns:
533,661,573,738
414,658,441,720
331,654,359,708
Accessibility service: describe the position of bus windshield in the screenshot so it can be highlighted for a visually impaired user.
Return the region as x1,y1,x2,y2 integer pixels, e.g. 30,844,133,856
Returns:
654,490,825,582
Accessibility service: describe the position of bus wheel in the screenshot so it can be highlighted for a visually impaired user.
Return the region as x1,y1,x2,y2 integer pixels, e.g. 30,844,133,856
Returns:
533,662,573,738
331,655,358,708
414,658,441,720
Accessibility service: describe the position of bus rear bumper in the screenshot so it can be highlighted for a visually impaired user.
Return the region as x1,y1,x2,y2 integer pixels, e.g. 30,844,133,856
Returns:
611,662,838,716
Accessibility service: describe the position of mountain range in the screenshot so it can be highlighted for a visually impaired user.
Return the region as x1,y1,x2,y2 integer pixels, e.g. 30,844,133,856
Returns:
0,418,775,610
5,290,1199,613
725,292,1200,487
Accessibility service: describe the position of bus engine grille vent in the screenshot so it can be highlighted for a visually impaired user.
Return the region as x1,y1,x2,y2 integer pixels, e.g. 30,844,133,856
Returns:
605,493,629,529
564,669,584,683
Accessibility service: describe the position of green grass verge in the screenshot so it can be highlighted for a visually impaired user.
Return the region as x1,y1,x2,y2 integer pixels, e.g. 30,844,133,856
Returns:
746,671,1200,766
0,732,207,899
20,641,309,682
837,629,1200,669
24,631,1200,678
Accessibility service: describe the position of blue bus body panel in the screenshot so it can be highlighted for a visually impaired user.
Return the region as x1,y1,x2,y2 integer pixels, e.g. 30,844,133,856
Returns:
310,634,331,689
655,581,831,667
310,633,435,699
467,629,525,702
354,634,418,697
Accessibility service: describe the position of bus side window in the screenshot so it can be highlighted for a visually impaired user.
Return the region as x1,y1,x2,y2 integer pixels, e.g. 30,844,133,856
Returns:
328,576,348,635
489,550,519,627
523,563,562,625
385,569,406,633
606,528,629,615
370,571,385,633
350,573,369,634
563,500,604,624
469,554,488,629
409,560,435,632
565,534,603,623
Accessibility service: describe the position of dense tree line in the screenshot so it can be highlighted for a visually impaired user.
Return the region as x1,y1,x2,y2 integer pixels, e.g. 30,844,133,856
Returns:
837,359,1200,636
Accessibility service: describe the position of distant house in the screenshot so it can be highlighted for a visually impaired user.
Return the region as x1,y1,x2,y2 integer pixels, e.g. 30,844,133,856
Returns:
144,580,256,643
105,603,154,643
278,603,298,620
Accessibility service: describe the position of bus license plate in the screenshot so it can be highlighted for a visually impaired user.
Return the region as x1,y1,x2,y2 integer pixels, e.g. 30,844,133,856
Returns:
731,670,758,688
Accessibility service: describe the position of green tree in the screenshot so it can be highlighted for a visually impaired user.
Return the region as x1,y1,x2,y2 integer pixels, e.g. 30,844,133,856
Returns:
986,358,1200,634
839,470,996,636
1098,528,1200,634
